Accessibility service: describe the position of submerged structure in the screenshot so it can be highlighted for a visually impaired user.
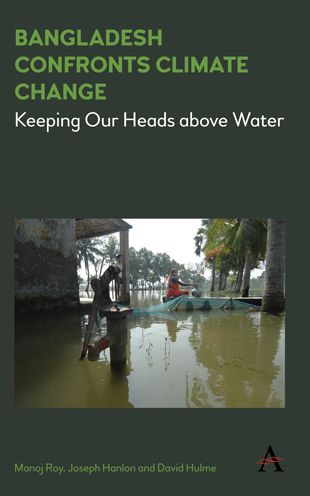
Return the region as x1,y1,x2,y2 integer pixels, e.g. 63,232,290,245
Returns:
15,218,131,311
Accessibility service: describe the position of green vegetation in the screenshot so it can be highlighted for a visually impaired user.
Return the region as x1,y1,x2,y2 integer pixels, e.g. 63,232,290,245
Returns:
195,219,267,296
77,236,120,292
195,218,285,311
77,235,206,291
77,219,285,313
129,247,206,290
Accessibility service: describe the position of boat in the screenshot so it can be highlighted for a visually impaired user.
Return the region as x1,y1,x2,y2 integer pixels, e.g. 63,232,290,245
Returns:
132,295,260,315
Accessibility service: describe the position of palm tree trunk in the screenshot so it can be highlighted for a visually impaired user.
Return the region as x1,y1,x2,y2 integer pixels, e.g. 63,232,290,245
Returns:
262,219,285,313
98,256,105,277
210,258,216,292
241,252,252,297
234,258,245,293
218,270,223,290
210,257,216,292
85,257,90,294
218,269,227,290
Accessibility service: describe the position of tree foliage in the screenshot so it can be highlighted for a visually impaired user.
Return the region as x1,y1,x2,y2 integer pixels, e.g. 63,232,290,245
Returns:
129,247,206,289
77,235,206,291
195,218,267,294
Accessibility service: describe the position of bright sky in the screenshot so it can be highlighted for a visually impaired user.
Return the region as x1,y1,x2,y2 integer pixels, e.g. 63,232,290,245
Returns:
124,218,203,267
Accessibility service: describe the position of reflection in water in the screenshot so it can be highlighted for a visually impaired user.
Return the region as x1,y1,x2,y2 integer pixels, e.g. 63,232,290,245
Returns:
15,292,285,408
166,319,180,342
186,311,284,408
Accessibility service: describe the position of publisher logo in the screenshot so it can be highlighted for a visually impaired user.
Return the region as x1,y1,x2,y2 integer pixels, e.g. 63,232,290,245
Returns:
256,445,284,472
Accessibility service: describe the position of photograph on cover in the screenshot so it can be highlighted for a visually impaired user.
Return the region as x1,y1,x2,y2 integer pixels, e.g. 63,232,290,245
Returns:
15,218,285,408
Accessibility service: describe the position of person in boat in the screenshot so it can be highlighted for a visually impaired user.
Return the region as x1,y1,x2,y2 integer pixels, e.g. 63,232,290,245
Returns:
166,268,194,297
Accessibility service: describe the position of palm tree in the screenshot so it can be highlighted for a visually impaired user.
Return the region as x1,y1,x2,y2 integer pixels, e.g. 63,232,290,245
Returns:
195,218,226,292
205,246,224,292
76,238,104,293
195,218,267,296
235,219,267,296
261,219,285,313
97,235,120,276
234,255,245,293
103,235,120,264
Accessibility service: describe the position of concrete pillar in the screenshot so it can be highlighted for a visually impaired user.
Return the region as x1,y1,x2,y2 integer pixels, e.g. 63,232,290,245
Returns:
86,307,133,367
104,308,133,368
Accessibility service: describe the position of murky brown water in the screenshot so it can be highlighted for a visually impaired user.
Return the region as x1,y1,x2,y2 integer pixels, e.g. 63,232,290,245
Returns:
15,291,285,408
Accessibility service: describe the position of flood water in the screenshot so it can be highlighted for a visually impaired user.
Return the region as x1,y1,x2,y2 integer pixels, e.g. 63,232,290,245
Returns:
15,291,285,408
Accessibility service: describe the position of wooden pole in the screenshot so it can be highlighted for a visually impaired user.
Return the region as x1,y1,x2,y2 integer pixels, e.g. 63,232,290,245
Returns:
119,229,130,304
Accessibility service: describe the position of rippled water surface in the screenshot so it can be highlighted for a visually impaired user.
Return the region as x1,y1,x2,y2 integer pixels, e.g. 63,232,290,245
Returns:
15,291,285,408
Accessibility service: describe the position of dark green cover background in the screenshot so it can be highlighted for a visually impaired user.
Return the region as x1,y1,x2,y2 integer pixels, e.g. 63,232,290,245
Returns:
1,0,307,493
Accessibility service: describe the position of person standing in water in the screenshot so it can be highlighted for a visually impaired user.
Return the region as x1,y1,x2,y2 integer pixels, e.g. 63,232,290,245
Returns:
166,268,194,297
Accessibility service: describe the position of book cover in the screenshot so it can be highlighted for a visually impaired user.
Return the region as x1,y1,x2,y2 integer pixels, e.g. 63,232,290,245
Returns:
1,0,307,493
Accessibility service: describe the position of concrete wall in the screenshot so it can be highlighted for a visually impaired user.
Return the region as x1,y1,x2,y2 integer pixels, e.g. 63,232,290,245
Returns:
15,219,79,310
